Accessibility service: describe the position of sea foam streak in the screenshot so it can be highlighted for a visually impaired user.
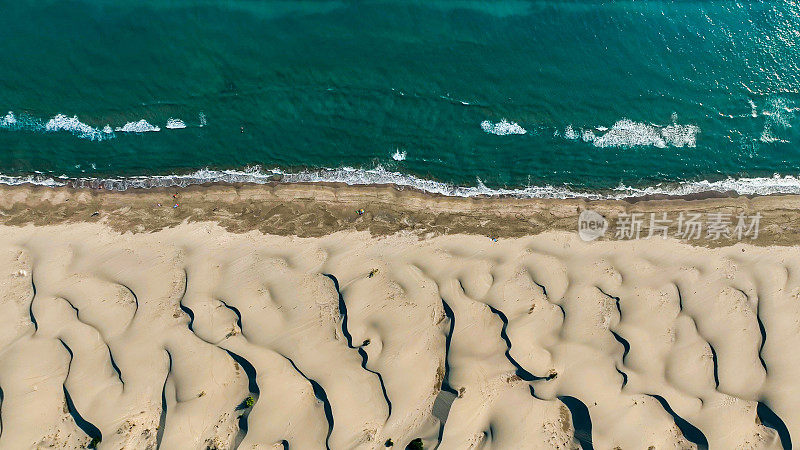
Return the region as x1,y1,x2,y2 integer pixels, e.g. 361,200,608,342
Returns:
3,166,800,199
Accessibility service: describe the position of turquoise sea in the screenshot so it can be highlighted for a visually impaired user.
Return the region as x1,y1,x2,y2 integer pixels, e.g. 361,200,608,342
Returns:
2,0,800,197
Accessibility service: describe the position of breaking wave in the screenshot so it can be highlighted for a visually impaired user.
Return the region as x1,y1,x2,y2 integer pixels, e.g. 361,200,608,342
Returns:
45,114,114,141
166,118,187,129
2,165,800,199
0,111,114,141
115,119,160,133
481,119,527,135
570,119,700,148
0,111,195,139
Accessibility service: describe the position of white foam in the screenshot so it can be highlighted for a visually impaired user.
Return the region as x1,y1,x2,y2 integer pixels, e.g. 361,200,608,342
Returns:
45,114,113,141
748,99,758,118
759,97,795,144
1,111,116,140
577,119,699,148
116,119,160,133
166,118,186,129
391,149,407,161
0,174,64,187
0,112,43,132
563,125,579,140
481,119,527,135
199,112,207,127
614,174,800,197
661,123,700,147
1,111,17,127
759,130,788,144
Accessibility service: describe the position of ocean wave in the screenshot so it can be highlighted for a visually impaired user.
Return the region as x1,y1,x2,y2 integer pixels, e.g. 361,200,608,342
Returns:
166,118,186,129
556,118,700,148
0,111,114,141
0,111,36,131
391,149,407,161
1,111,18,127
579,119,699,148
45,114,114,141
481,119,527,135
759,97,795,144
563,125,579,140
116,119,160,133
749,99,759,118
0,166,799,199
0,111,195,139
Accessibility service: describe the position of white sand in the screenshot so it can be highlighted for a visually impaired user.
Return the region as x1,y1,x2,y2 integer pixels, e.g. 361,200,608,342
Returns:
0,221,795,449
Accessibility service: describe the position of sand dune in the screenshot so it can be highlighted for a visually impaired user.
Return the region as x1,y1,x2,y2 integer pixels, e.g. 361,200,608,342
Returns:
0,218,795,449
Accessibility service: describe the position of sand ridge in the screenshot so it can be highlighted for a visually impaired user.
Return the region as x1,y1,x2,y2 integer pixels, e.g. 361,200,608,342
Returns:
0,219,796,449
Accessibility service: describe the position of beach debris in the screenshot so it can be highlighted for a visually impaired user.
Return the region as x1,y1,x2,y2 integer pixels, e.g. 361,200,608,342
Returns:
198,391,206,398
384,439,394,447
362,339,371,346
490,236,498,242
173,203,179,208
368,268,378,278
356,208,365,216
91,211,99,217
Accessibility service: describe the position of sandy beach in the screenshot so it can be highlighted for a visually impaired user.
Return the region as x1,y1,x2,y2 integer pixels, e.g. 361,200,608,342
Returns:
0,183,797,449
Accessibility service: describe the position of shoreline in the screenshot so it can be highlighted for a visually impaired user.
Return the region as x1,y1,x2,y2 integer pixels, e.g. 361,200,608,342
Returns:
1,181,799,246
4,165,800,200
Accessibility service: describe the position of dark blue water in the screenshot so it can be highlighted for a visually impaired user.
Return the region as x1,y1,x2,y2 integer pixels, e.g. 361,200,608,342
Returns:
2,0,800,197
